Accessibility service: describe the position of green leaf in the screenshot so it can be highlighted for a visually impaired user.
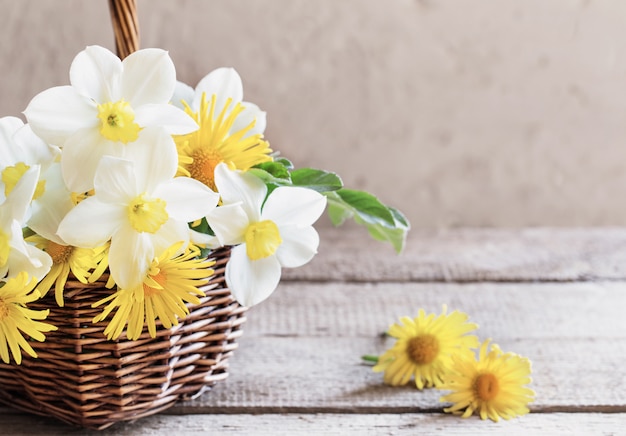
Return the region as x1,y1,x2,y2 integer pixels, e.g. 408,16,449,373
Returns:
358,215,409,254
290,168,343,193
335,189,395,226
274,157,294,170
325,190,410,253
252,161,292,181
327,197,353,226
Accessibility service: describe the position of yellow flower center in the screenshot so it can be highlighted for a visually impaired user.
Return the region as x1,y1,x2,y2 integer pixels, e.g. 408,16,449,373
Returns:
188,148,223,191
47,241,74,264
0,231,9,268
244,220,282,260
127,193,168,233
174,92,273,186
143,267,167,297
97,100,141,143
474,373,500,401
2,162,45,200
407,334,440,365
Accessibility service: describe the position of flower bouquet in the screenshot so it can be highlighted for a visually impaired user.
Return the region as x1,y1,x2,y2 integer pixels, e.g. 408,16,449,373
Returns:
0,5,409,430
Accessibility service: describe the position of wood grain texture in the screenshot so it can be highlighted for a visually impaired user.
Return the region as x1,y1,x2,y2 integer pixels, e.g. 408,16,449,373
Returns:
246,281,626,340
0,412,623,435
0,228,623,434
283,227,626,282
172,277,626,413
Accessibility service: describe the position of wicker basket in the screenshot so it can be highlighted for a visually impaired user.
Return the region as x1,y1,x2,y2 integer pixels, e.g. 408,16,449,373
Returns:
0,2,247,430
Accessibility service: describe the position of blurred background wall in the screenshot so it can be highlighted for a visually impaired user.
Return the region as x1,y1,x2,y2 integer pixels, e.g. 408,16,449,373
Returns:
1,0,626,228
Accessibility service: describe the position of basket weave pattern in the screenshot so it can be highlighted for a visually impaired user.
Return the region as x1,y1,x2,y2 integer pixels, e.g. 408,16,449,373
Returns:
0,247,246,430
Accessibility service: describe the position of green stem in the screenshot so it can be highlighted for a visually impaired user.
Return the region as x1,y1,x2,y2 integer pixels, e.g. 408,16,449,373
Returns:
361,354,379,364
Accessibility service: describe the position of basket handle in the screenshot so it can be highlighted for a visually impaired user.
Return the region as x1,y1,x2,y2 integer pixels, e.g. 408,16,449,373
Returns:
108,0,140,59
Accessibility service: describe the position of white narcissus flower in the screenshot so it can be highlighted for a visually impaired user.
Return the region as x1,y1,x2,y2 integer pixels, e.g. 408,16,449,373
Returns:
206,163,327,307
0,165,52,281
57,128,219,289
24,45,198,193
172,67,266,139
0,116,59,206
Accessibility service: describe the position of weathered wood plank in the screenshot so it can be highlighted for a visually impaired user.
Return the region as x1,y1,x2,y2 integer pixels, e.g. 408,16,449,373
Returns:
165,280,625,411
173,336,626,412
246,281,626,340
283,227,626,282
0,412,624,435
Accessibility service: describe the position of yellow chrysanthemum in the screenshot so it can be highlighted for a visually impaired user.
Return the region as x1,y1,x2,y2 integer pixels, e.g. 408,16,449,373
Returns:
92,244,215,340
0,272,57,364
440,339,535,422
373,306,479,389
175,92,273,191
29,235,108,307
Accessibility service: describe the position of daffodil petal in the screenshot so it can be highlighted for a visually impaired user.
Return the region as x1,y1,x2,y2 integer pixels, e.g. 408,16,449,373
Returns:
0,117,27,166
62,126,122,193
57,197,123,247
261,186,326,227
69,45,121,103
226,245,281,307
3,165,40,223
151,219,190,256
0,116,24,150
213,163,265,221
28,164,74,244
109,226,153,289
171,80,195,109
193,67,243,113
23,244,53,281
122,128,177,193
206,203,249,246
24,85,97,147
156,177,219,221
190,228,221,248
134,103,198,135
231,102,266,137
3,239,51,282
275,226,319,268
12,123,59,167
121,48,175,107
93,155,137,203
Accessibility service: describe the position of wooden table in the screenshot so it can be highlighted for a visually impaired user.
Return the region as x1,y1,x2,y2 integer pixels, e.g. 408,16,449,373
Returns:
2,227,625,434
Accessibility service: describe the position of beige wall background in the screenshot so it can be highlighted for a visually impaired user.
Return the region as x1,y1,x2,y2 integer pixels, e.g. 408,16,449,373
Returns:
1,0,626,228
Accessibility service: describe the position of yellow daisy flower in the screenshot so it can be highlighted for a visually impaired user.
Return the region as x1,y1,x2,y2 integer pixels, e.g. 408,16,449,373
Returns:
29,235,108,307
0,272,57,364
373,306,479,389
175,92,273,191
92,244,215,340
440,339,535,422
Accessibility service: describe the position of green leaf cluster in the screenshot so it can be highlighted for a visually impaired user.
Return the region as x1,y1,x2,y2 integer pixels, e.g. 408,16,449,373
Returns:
251,159,409,253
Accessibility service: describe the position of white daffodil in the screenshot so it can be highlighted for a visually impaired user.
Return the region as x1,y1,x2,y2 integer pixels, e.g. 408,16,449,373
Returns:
173,67,266,138
57,128,219,289
0,165,52,281
206,163,326,307
24,45,198,193
0,116,59,205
